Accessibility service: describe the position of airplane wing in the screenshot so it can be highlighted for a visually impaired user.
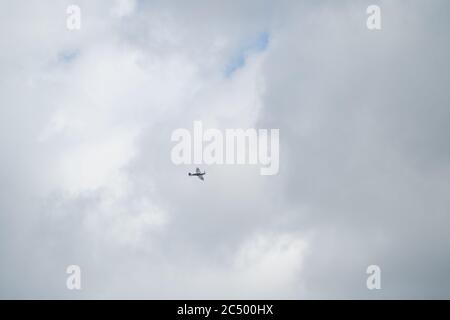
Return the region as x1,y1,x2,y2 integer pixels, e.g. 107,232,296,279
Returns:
196,167,201,174
198,175,204,181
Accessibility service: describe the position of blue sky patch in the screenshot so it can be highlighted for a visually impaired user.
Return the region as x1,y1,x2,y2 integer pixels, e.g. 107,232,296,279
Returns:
224,32,269,77
58,49,80,64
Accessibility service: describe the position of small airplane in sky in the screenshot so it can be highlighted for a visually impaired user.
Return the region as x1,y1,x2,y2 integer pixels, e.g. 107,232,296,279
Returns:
188,168,206,181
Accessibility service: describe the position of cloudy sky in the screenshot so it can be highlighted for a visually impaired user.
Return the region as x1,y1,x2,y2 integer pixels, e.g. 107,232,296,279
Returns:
1,0,450,299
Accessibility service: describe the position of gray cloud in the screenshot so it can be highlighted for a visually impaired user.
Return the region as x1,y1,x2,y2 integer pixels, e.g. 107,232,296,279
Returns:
1,0,450,299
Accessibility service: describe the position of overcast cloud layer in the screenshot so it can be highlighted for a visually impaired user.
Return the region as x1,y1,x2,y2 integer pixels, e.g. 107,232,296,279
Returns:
1,0,450,299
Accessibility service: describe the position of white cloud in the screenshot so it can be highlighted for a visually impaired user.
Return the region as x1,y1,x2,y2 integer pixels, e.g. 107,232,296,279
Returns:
232,232,308,296
111,0,136,18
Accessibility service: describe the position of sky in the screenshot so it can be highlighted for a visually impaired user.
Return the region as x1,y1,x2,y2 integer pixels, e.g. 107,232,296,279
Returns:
1,0,450,299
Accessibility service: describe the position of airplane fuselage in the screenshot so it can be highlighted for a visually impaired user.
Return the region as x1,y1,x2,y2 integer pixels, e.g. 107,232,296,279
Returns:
189,172,205,176
188,168,206,180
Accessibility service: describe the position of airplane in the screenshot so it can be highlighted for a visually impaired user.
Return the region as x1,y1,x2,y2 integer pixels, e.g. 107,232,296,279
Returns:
188,167,206,181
